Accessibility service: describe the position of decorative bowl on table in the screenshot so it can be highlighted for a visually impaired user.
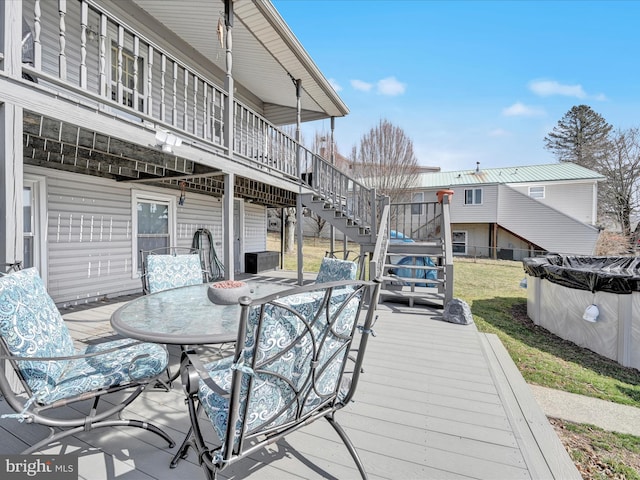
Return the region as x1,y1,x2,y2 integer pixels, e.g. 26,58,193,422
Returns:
207,280,251,305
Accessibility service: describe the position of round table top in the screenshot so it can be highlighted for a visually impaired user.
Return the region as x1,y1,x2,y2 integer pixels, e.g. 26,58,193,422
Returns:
110,281,291,345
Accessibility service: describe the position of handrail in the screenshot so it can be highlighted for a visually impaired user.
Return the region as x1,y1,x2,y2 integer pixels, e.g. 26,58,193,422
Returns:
369,202,390,281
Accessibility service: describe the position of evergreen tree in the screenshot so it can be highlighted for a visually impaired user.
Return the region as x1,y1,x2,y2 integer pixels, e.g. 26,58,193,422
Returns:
544,105,612,169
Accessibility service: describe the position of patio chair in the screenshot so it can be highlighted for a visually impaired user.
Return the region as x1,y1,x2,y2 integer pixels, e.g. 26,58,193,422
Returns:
315,256,358,283
174,278,381,479
0,267,175,454
140,247,205,294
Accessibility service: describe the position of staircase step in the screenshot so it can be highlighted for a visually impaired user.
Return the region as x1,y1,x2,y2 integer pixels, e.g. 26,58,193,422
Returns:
384,264,442,271
383,275,444,285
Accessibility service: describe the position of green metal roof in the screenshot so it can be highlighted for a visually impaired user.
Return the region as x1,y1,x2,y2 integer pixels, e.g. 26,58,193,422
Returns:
419,162,605,188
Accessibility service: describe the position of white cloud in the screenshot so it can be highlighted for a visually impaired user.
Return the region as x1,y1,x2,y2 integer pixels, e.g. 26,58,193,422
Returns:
376,76,406,96
502,102,545,117
328,78,342,92
489,128,510,137
351,79,373,92
529,79,587,98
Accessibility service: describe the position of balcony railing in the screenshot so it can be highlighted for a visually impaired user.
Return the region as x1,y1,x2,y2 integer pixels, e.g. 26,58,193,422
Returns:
15,0,382,235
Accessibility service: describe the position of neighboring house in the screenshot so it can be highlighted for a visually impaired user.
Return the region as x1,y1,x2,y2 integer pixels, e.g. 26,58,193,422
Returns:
413,162,605,260
1,0,353,305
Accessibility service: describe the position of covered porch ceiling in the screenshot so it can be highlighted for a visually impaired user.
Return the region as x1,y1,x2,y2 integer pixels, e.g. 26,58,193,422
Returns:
126,0,349,126
23,111,296,208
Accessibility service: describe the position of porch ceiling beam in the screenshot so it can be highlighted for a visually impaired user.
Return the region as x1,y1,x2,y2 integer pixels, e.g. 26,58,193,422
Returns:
122,171,224,183
3,79,307,193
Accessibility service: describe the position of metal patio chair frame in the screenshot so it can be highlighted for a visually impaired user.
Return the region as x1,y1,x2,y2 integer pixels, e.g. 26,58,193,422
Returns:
0,268,175,454
173,279,381,479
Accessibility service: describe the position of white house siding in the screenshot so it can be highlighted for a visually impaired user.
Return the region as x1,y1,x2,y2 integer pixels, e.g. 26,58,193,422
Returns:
244,202,268,253
451,224,490,257
27,166,229,305
176,195,224,256
447,184,499,223
507,181,596,225
496,229,536,261
497,185,600,256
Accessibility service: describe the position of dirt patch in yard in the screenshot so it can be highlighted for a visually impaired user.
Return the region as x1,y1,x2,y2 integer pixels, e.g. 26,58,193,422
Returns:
550,417,640,479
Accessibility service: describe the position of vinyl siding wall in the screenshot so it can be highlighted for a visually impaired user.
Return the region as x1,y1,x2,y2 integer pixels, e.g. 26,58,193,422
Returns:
446,185,499,223
508,181,596,225
497,185,599,255
452,223,536,260
26,166,266,305
244,203,268,253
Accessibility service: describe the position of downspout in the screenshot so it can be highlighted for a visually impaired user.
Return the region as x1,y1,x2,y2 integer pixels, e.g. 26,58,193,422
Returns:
222,0,235,279
294,78,303,285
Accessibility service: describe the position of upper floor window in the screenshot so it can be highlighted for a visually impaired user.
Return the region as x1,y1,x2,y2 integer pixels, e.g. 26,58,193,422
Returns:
529,186,545,199
464,188,482,205
111,44,144,111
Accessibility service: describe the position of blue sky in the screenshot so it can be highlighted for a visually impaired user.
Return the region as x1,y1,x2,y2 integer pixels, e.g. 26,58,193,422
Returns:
272,0,640,172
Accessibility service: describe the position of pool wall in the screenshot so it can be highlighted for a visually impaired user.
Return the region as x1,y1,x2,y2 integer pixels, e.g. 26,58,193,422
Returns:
526,274,640,370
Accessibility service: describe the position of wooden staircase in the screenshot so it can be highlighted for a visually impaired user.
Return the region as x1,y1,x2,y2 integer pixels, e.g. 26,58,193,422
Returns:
298,150,453,308
302,186,453,308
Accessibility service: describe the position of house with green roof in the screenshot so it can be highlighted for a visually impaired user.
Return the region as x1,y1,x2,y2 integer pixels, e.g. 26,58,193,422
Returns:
413,162,605,260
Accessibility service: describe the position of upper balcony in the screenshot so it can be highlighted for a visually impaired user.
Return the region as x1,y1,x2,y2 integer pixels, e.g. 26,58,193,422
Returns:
3,1,354,199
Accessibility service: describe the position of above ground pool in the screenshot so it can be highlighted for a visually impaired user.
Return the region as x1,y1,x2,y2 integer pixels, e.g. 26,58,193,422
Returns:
523,255,640,371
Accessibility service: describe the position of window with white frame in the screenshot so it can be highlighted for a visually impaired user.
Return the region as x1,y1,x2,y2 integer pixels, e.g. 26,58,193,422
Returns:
22,176,47,276
452,231,467,255
23,186,34,269
411,192,424,215
464,188,482,205
111,44,144,112
528,186,545,199
132,191,176,272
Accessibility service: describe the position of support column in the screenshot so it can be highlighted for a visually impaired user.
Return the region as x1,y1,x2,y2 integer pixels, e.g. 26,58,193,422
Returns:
222,0,234,279
223,173,234,280
329,117,335,255
1,0,25,267
294,79,303,285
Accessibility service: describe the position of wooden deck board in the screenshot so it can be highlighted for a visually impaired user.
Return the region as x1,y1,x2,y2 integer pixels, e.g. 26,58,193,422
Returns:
0,292,580,480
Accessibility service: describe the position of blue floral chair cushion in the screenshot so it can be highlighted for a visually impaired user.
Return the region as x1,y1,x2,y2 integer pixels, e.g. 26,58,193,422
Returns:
197,285,362,447
315,257,357,283
0,268,168,406
146,254,203,293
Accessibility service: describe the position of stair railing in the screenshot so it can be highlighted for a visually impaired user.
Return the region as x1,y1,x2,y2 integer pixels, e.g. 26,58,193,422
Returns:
299,147,386,239
369,201,391,281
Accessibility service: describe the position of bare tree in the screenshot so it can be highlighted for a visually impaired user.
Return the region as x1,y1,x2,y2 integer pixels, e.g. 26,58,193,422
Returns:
599,128,640,237
348,119,420,203
544,105,612,169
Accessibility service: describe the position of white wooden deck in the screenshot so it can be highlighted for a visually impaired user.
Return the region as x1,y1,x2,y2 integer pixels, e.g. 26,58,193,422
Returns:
0,278,580,480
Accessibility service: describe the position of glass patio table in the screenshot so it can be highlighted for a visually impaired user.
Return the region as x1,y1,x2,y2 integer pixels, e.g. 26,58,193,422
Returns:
111,280,291,345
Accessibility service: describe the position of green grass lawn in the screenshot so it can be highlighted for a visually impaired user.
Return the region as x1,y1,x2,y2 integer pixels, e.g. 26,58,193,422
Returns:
271,234,640,408
453,257,640,409
273,235,640,475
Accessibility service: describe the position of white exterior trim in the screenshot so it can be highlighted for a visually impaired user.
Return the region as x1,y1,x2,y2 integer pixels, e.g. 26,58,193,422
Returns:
131,189,177,276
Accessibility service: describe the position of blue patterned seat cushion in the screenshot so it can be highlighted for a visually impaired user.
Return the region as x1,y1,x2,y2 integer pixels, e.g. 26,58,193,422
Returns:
198,286,362,447
146,254,203,293
0,268,168,405
315,257,357,283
